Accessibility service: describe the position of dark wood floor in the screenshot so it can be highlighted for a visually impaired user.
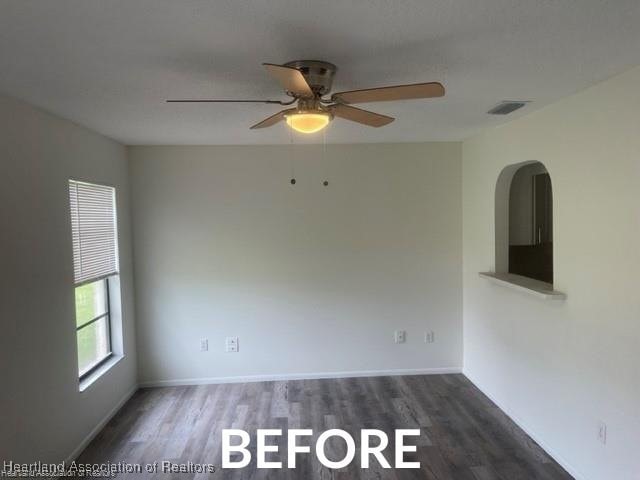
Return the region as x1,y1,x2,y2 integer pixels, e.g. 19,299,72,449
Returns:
79,374,572,479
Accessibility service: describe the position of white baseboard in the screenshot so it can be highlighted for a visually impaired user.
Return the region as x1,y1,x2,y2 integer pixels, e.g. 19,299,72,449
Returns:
65,384,138,463
463,372,585,480
139,366,463,388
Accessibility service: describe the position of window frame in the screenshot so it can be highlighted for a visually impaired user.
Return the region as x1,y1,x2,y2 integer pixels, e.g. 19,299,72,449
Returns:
76,276,115,381
69,178,121,383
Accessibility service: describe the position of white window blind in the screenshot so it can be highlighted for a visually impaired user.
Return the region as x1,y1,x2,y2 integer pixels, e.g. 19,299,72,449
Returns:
69,180,119,285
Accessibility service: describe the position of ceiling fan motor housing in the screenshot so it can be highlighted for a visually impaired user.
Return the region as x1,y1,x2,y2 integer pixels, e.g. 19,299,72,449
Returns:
284,60,337,96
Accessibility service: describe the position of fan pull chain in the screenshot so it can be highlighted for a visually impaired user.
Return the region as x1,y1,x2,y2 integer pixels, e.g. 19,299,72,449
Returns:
322,127,329,187
289,126,296,185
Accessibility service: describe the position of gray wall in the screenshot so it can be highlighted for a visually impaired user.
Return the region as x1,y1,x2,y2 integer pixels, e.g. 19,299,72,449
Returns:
0,94,137,463
129,143,462,384
463,66,640,479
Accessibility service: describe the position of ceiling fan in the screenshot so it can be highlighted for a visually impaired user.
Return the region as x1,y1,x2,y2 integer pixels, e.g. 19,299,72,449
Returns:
167,60,445,134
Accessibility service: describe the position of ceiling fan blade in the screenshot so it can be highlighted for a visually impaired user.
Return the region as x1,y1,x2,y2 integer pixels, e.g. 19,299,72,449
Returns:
332,82,445,104
330,104,394,127
263,63,314,98
250,108,296,129
166,99,286,104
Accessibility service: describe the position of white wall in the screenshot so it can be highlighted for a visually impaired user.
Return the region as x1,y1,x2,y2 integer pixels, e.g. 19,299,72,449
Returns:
462,66,640,480
129,143,462,384
0,94,137,463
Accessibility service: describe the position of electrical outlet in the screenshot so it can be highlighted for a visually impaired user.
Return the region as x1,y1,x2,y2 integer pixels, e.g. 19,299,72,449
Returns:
394,330,406,344
226,336,239,353
200,338,208,352
424,331,435,343
597,421,607,445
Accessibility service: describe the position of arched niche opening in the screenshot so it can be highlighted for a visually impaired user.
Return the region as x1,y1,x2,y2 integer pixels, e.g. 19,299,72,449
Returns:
495,161,553,285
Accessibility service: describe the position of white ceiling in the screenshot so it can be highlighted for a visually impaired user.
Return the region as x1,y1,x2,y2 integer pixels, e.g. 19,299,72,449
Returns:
1,0,639,145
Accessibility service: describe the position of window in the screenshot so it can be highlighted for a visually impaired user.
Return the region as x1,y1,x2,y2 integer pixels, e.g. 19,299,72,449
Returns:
75,278,112,376
495,161,553,285
69,180,119,379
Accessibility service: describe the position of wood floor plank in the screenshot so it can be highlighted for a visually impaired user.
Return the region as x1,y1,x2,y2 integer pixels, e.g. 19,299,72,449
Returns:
77,374,573,480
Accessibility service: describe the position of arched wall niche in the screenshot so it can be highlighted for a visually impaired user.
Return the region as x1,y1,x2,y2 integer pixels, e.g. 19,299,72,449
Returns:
495,160,553,285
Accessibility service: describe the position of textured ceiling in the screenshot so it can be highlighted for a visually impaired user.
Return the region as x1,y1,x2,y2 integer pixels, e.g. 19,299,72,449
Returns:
1,0,639,145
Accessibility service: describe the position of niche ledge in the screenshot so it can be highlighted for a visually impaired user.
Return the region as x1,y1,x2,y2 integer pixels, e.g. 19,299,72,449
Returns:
479,272,566,300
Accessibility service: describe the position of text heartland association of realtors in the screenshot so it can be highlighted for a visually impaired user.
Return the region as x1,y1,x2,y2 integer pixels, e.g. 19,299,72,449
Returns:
2,428,423,476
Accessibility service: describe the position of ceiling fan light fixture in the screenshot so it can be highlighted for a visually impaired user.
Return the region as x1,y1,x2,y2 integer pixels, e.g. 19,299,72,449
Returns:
168,60,444,132
285,112,331,134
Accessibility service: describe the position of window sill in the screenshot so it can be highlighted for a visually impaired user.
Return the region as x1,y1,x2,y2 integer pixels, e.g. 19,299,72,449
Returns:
478,272,566,300
79,355,124,392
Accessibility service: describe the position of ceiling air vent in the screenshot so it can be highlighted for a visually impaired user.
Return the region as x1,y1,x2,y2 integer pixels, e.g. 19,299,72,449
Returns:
487,101,529,115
